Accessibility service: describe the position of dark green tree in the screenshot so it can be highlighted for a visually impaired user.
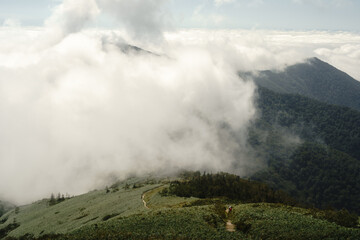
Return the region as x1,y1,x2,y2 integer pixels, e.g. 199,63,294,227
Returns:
49,193,56,206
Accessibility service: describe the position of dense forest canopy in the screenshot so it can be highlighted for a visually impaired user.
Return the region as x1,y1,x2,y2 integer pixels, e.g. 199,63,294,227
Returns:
168,172,295,205
249,86,360,214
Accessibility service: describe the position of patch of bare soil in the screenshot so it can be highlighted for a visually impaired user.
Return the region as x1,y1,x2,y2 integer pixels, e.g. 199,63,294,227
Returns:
226,220,236,232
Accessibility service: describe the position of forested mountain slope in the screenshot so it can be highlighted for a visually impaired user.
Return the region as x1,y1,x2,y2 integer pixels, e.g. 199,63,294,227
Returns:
250,87,360,213
241,57,360,111
255,87,360,160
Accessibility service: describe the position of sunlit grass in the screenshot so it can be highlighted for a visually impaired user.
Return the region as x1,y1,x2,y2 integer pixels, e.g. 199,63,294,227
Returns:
1,180,160,237
1,181,359,240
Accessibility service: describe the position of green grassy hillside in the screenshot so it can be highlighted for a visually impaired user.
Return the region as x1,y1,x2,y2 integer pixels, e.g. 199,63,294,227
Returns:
0,178,166,238
1,176,359,240
230,203,360,240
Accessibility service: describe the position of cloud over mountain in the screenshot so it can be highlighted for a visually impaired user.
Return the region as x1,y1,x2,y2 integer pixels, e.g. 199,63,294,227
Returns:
0,0,359,205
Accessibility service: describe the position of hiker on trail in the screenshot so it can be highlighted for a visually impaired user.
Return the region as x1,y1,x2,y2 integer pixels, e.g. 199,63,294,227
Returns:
228,206,232,213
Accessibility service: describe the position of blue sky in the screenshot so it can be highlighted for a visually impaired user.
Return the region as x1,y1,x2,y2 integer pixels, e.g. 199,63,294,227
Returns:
0,0,360,31
169,0,360,31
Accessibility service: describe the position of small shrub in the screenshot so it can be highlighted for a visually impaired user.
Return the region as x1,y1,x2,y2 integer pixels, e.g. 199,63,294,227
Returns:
83,217,99,224
204,214,220,228
37,233,63,240
159,188,168,196
0,222,20,239
213,202,226,219
0,217,8,224
17,233,34,240
307,207,359,228
323,209,358,228
235,220,252,233
75,214,88,220
132,183,144,189
102,213,119,221
184,199,218,207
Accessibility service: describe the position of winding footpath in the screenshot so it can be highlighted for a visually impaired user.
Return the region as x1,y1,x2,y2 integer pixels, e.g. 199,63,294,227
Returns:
141,186,164,209
225,209,236,232
142,193,149,209
226,220,236,232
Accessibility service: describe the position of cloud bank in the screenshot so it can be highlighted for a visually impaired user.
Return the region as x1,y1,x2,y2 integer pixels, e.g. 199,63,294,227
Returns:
0,0,359,205
97,0,171,43
0,31,256,203
165,29,360,80
0,0,257,205
45,0,100,40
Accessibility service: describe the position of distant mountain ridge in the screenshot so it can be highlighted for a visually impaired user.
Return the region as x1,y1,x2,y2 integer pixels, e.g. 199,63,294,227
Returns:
240,57,360,111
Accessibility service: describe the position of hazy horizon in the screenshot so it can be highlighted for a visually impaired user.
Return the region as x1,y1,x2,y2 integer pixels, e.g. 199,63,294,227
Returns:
1,0,360,32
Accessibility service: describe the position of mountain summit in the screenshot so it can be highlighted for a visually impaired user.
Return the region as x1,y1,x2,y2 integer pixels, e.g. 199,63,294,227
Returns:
240,57,360,111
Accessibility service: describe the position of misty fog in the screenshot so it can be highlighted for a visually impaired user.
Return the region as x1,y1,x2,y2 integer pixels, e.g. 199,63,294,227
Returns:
0,0,359,205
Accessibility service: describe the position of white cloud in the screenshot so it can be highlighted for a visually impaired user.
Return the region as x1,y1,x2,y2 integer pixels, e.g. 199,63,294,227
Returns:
97,0,171,43
0,0,359,205
44,0,100,42
165,30,360,80
247,0,264,7
2,18,21,27
214,0,235,7
214,0,264,7
292,0,352,7
0,27,258,204
315,44,360,80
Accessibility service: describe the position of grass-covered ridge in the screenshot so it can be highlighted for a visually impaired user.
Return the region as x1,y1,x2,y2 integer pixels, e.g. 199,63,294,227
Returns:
0,178,163,238
231,203,360,240
1,175,359,240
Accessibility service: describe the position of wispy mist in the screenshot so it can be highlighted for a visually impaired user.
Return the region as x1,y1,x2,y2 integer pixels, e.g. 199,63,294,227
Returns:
98,0,171,43
0,0,359,205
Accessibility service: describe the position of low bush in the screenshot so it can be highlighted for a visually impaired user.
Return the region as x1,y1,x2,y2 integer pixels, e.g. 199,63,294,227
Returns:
0,223,20,239
318,209,358,228
234,220,252,233
102,213,119,221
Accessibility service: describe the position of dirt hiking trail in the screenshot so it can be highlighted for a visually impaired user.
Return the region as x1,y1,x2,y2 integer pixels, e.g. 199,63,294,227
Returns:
226,220,236,232
142,193,149,209
141,186,165,209
225,208,236,232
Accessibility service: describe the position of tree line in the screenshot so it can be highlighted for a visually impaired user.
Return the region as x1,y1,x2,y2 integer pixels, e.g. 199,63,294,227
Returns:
167,172,296,205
